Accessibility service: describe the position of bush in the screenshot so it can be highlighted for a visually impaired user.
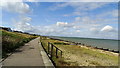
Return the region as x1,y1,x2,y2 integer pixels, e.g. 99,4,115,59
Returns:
1,30,36,58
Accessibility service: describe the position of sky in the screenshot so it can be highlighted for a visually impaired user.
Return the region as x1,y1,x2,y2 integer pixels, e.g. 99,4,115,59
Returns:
1,1,119,39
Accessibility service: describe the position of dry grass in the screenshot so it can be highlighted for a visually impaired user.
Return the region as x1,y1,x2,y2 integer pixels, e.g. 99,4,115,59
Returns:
40,36,118,66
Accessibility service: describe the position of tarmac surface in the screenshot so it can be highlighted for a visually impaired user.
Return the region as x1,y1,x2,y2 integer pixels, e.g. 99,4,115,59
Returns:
2,37,50,68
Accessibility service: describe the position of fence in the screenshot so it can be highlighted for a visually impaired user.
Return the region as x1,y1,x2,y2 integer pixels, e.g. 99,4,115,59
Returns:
41,42,62,60
47,42,62,58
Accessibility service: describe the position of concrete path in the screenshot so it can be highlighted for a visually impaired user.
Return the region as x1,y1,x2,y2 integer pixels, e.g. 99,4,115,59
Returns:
2,37,53,68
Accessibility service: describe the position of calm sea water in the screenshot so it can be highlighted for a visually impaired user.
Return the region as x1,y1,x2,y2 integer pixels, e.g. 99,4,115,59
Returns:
50,36,119,51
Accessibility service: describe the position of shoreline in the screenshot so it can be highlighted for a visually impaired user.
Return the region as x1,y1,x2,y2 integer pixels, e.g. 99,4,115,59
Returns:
41,36,118,66
47,37,119,54
80,44,119,56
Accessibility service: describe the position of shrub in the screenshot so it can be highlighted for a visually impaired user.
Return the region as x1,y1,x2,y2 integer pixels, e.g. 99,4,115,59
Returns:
1,30,36,58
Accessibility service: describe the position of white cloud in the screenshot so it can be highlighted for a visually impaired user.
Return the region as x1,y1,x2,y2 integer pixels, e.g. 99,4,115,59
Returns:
50,2,108,12
56,22,68,26
6,2,117,40
112,10,118,17
73,26,81,29
14,22,33,31
99,25,118,39
62,3,118,19
100,25,116,32
75,17,81,22
26,0,38,2
1,0,23,2
13,16,34,32
13,18,68,36
74,16,101,26
1,2,30,14
1,0,119,2
0,0,38,2
69,0,119,2
97,9,118,18
70,2,107,11
87,26,118,39
26,23,30,25
90,28,98,31
1,2,34,32
56,21,73,27
63,11,87,17
13,16,118,39
90,28,100,34
76,30,81,32
20,16,32,22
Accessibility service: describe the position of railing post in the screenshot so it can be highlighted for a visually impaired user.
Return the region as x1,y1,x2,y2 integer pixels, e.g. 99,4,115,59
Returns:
51,43,53,59
61,51,62,58
48,42,50,54
41,42,43,46
56,48,58,58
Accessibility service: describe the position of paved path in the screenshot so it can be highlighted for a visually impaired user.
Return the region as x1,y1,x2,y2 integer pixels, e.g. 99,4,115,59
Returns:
2,37,49,68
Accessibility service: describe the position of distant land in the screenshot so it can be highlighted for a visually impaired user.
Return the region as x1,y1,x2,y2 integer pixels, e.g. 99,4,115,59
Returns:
48,36,119,41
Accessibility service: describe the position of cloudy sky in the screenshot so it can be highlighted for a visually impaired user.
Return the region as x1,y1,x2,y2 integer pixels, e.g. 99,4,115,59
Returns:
1,1,118,39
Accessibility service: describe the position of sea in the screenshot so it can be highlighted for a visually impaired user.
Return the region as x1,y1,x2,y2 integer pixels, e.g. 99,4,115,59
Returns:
50,36,119,51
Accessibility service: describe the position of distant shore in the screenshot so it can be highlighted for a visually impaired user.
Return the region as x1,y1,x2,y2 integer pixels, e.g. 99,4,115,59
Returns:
48,37,119,54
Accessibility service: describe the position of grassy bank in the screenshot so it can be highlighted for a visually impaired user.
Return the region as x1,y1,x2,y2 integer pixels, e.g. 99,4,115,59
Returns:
40,36,118,66
1,29,37,58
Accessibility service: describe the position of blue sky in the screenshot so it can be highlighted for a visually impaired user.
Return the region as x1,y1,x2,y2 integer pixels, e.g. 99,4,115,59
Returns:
1,2,118,39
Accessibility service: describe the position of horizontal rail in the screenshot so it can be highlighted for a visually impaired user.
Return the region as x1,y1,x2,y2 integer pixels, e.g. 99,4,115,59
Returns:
50,43,62,52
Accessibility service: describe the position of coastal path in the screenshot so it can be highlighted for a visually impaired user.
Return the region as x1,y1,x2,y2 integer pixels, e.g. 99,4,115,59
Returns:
2,37,54,68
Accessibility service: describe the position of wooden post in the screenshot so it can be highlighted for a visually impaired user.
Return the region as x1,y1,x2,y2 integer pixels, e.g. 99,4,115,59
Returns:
56,48,58,58
41,42,43,46
51,43,53,58
61,51,62,58
48,42,50,54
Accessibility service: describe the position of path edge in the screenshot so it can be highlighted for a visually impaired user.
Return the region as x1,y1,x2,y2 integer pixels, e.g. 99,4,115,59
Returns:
38,42,54,68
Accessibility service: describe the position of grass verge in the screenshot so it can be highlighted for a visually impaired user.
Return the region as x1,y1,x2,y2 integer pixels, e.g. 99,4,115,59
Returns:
40,36,118,66
1,29,37,58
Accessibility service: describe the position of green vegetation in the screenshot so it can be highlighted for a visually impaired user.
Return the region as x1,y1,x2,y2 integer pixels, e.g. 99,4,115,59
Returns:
40,36,118,66
40,36,78,66
1,29,36,58
54,42,69,45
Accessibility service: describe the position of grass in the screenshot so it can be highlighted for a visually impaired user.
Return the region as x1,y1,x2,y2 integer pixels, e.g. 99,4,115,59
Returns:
56,44,118,66
40,36,78,66
40,36,118,66
1,29,37,58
